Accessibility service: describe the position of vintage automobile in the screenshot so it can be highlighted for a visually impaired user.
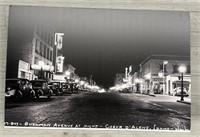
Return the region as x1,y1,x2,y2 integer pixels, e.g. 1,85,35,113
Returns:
31,79,53,99
48,82,63,95
70,83,79,94
61,82,72,94
5,78,35,100
172,87,189,97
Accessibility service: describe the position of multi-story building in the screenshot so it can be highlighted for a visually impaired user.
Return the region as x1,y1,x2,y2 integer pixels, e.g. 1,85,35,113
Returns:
7,24,56,80
135,54,190,94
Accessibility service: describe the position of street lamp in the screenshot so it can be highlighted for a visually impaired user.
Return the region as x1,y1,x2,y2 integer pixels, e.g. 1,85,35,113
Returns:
65,70,71,76
75,79,80,83
162,61,168,94
178,64,187,101
80,81,85,85
65,70,71,83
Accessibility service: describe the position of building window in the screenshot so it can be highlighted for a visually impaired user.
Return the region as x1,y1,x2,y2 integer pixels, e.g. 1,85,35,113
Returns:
173,64,179,73
34,57,38,64
40,43,42,56
47,48,50,60
159,63,167,73
187,65,190,74
44,45,46,58
35,39,40,54
48,34,51,45
50,50,53,62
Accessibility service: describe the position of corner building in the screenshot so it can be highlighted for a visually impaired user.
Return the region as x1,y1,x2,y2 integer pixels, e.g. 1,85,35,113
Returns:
137,55,190,95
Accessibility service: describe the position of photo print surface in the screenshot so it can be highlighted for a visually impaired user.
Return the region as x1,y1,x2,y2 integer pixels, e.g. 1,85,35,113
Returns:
5,6,191,131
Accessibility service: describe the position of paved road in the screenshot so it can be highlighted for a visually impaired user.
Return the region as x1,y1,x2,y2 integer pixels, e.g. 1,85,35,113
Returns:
4,92,190,130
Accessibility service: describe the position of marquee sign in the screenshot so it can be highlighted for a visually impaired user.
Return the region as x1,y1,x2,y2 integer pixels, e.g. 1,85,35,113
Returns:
31,64,54,72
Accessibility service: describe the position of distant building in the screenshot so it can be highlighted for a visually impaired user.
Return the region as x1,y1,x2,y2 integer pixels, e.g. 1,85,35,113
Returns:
114,73,125,85
7,24,56,80
133,54,190,95
63,64,76,82
80,77,89,83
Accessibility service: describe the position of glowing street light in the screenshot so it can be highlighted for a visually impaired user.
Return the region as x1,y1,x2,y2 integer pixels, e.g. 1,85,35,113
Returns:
178,64,187,101
179,65,187,73
80,81,85,85
146,73,151,79
65,70,71,76
75,79,80,83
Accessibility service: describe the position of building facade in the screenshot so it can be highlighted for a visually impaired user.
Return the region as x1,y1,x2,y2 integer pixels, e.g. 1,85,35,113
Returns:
7,24,56,80
134,55,190,94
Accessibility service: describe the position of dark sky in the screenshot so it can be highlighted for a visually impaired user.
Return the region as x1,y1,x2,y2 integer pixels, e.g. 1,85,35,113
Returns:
9,6,190,88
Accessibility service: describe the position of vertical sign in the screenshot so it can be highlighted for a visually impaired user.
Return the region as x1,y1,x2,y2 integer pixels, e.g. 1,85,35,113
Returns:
56,56,65,73
55,33,64,73
55,33,64,50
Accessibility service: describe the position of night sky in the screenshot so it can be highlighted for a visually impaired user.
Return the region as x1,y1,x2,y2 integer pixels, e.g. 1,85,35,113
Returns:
8,6,190,88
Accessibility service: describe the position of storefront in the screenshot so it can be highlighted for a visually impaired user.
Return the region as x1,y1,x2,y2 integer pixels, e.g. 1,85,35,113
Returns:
18,60,33,80
166,74,191,95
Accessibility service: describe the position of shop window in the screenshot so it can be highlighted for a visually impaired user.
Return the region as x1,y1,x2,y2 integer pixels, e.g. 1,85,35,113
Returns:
20,71,26,78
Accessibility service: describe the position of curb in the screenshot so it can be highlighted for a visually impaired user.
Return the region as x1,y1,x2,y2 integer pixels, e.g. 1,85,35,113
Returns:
177,100,191,105
144,93,156,97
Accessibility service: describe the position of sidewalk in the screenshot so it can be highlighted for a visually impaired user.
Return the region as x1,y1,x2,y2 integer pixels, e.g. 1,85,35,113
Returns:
138,92,191,105
132,93,191,118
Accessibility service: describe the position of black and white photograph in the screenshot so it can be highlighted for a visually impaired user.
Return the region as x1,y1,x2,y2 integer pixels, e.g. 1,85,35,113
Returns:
4,6,191,131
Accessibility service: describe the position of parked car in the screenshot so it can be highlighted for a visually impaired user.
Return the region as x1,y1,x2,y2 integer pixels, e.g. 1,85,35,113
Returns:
31,79,53,99
172,87,189,97
70,83,79,94
48,82,63,95
5,78,35,100
61,82,72,94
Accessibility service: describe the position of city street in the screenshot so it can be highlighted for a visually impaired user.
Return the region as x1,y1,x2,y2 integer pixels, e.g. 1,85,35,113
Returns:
5,92,190,130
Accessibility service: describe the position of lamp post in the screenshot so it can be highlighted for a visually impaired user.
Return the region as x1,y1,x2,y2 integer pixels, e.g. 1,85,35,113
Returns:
178,64,187,101
162,61,168,94
65,70,71,83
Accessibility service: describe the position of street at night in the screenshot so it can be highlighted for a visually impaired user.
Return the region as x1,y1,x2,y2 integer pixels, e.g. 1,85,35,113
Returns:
5,6,191,131
5,92,190,130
